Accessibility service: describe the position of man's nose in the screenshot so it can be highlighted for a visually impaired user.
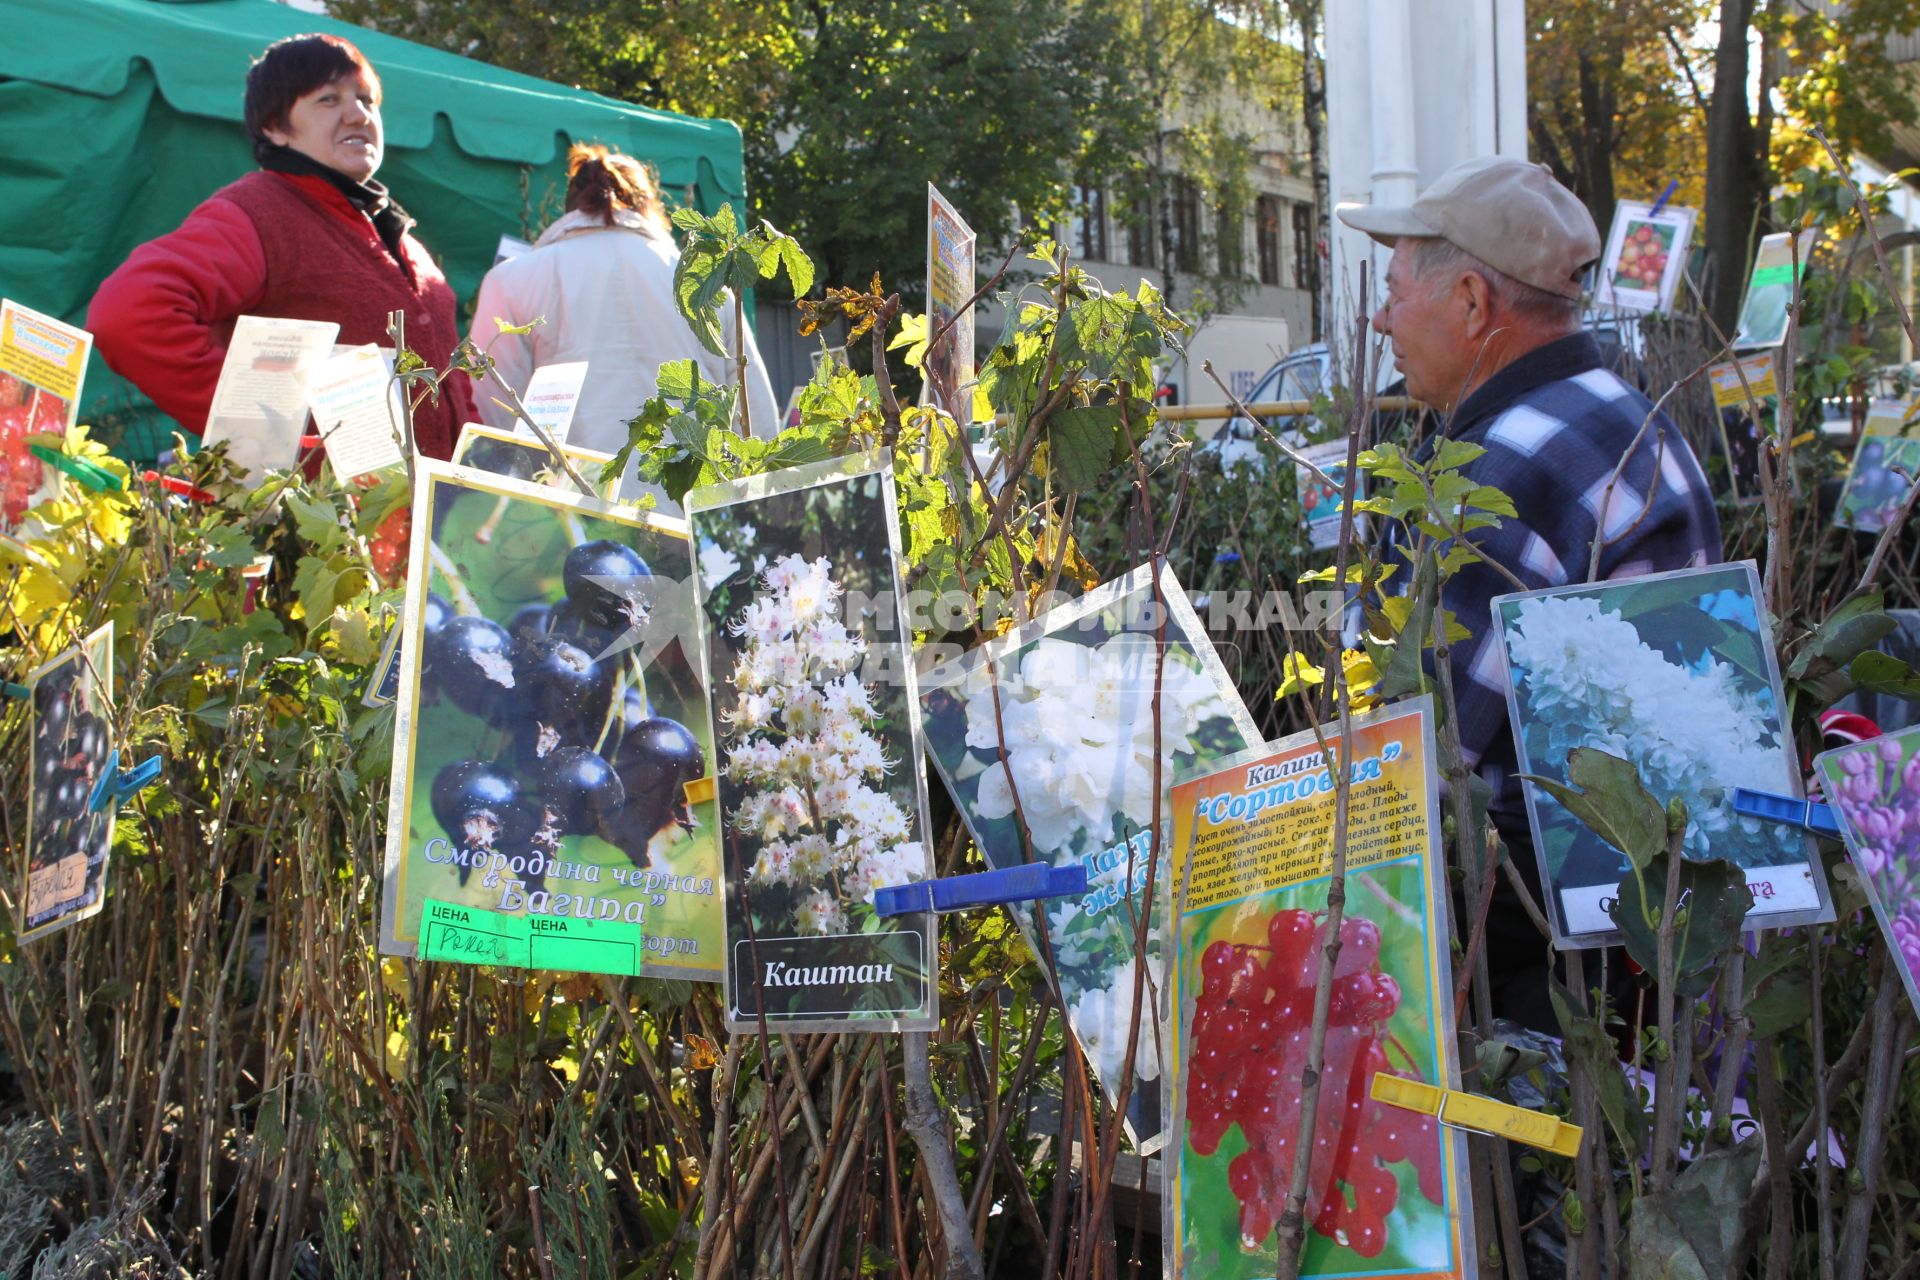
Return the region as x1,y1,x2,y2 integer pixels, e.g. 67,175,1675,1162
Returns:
1370,303,1389,335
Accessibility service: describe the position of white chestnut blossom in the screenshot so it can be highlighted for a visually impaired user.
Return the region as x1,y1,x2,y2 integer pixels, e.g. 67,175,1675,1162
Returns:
724,554,923,933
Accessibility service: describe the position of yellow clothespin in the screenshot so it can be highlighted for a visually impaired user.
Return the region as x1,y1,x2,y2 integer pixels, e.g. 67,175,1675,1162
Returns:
684,776,717,806
1370,1074,1583,1159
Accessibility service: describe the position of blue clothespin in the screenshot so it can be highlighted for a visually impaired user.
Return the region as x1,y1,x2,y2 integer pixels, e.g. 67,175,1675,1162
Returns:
1,682,27,700
1731,787,1840,837
874,862,1090,917
88,749,165,813
1648,179,1680,218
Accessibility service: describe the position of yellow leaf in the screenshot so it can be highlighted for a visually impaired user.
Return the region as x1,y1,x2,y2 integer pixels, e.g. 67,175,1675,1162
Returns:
1275,652,1325,701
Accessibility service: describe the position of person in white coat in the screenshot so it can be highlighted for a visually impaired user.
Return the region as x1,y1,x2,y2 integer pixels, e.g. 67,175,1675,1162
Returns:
467,143,780,513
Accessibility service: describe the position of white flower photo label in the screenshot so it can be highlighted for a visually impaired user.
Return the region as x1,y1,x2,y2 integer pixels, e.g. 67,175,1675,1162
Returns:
688,453,938,1034
920,563,1259,1150
1493,560,1835,949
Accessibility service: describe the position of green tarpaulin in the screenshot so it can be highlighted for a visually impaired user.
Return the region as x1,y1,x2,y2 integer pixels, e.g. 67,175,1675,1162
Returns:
0,0,746,458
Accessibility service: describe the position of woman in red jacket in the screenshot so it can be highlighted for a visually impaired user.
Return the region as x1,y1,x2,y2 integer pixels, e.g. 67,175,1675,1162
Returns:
88,33,474,460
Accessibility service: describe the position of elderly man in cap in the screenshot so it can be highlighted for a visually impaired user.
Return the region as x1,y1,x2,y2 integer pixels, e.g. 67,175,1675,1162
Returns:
1338,158,1722,1026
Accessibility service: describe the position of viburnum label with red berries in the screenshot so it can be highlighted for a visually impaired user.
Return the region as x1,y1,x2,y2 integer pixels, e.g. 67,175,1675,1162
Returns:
0,299,92,531
1165,698,1473,1278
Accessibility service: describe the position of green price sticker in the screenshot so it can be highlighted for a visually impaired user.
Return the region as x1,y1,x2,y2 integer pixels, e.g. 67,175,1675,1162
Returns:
419,899,645,976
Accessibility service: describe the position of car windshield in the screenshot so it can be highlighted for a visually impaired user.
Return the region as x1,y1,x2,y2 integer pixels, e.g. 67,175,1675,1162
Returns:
1275,358,1325,405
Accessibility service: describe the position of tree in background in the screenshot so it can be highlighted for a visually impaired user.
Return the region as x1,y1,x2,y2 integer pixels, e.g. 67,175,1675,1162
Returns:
328,0,1155,307
1527,0,1712,237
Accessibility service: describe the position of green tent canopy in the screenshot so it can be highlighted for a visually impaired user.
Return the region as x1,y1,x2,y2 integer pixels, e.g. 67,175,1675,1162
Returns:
0,0,746,458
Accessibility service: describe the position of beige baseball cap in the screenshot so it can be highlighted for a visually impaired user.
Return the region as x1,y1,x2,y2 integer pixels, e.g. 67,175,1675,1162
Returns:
1336,156,1601,299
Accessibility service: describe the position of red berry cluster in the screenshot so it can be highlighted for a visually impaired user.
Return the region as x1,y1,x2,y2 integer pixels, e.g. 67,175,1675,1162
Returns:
368,504,411,586
0,374,47,527
1187,910,1444,1257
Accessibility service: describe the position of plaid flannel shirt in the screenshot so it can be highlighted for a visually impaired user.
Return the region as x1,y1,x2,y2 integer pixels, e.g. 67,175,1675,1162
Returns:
1391,332,1723,826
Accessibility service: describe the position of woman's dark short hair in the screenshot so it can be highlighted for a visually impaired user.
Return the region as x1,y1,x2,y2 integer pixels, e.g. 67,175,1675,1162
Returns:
244,34,381,162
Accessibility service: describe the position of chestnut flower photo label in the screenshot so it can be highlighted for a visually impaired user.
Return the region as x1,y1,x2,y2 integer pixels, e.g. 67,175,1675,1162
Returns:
920,564,1259,1150
688,454,937,1034
1494,561,1834,947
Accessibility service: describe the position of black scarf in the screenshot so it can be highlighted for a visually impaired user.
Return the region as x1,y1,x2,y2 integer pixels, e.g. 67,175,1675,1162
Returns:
258,145,414,264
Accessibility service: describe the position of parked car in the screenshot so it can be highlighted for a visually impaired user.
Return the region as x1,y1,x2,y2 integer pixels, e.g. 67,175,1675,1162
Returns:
1200,341,1406,469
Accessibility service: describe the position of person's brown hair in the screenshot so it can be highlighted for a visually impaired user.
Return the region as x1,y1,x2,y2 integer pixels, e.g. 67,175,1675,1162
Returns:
244,35,382,164
564,143,671,235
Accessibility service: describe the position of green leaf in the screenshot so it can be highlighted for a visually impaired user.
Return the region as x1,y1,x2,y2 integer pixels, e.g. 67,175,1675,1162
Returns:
1431,439,1487,471
1376,549,1436,699
1851,650,1920,698
1788,591,1897,680
1519,747,1668,870
1046,404,1124,491
1551,978,1644,1159
492,314,544,337
776,233,815,298
1611,856,1753,999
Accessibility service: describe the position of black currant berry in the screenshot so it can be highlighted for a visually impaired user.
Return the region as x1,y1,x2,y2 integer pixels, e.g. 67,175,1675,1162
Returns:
34,748,64,793
533,747,625,836
487,798,564,890
562,540,651,630
50,774,90,822
514,636,614,734
430,759,521,853
72,713,108,769
36,685,71,743
603,790,670,868
609,718,705,851
428,616,517,720
422,592,453,638
614,718,704,800
506,602,556,646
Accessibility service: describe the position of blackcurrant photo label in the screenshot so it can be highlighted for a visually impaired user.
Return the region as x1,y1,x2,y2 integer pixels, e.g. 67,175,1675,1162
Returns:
379,461,725,980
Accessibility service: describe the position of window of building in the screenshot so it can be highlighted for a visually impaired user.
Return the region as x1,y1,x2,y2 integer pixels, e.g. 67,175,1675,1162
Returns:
1216,197,1245,279
1256,194,1283,286
1124,194,1156,268
1291,202,1318,294
1173,177,1201,274
1069,183,1109,263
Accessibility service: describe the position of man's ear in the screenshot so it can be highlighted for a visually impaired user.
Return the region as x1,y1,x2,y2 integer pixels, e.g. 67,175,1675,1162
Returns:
1459,271,1497,343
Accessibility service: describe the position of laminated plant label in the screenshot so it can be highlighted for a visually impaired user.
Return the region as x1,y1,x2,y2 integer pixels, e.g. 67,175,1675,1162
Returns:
920,563,1258,1148
1163,698,1472,1280
22,622,115,942
0,299,92,529
1834,400,1920,534
1732,229,1816,350
1816,727,1920,1021
202,314,340,481
925,183,977,422
452,422,619,500
1706,353,1779,507
1493,561,1833,948
1593,199,1695,315
380,461,723,979
688,453,937,1033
